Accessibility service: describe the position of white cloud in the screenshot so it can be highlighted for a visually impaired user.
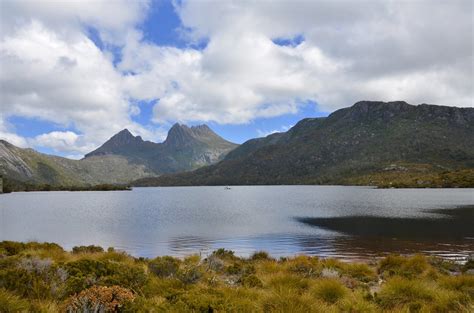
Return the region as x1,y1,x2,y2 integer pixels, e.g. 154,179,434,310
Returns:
32,131,79,153
257,124,293,138
117,0,472,127
0,0,472,156
0,119,28,147
0,1,158,155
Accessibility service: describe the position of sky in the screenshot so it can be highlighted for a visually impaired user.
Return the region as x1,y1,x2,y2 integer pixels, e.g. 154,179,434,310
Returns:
0,0,472,159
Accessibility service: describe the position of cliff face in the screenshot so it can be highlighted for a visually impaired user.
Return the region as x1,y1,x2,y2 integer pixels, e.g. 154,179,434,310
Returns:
132,101,474,186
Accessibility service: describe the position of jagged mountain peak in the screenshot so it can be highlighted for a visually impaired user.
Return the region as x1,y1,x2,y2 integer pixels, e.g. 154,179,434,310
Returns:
164,123,194,146
111,128,141,142
164,123,225,147
85,128,144,158
83,123,238,173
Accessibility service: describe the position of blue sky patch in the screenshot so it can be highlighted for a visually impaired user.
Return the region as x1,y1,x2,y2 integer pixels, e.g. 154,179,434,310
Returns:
272,34,305,47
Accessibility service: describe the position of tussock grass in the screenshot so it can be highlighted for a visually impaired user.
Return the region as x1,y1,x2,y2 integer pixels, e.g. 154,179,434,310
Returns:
0,241,472,312
378,254,430,278
439,275,474,298
311,278,348,304
376,277,434,308
0,288,30,313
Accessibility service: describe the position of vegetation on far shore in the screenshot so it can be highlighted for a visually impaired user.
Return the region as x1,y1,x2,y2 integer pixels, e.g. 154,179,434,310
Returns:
342,166,474,189
132,165,474,189
1,177,131,193
1,241,473,312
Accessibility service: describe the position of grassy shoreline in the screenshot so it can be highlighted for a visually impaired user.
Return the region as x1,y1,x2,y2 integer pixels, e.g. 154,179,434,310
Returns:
1,241,473,312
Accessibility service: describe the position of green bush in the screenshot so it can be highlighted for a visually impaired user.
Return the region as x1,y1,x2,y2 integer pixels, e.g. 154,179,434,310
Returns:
63,259,146,295
178,264,203,284
225,262,243,275
0,241,63,256
212,248,236,259
250,251,272,261
148,256,181,278
71,245,104,254
0,257,67,299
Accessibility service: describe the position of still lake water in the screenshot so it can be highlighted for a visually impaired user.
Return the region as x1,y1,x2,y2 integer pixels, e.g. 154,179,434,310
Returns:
1,186,473,261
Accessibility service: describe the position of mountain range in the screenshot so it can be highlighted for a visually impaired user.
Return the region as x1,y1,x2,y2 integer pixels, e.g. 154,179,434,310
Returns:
85,124,237,173
133,101,474,187
0,123,237,187
1,101,473,189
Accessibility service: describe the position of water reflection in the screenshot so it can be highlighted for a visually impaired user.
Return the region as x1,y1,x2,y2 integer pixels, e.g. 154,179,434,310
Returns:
295,205,474,239
294,205,474,261
159,233,473,262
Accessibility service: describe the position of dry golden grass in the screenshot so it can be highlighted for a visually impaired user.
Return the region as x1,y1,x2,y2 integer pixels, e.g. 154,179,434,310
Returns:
0,241,472,312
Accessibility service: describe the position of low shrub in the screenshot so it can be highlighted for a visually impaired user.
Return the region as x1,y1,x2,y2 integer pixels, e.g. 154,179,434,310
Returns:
71,245,104,254
205,254,225,272
225,262,243,275
0,241,63,256
63,259,146,295
64,285,135,312
148,256,180,278
178,264,203,284
250,251,272,261
211,248,236,260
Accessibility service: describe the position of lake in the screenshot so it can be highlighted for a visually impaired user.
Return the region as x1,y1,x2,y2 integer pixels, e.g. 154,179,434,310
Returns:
1,186,473,261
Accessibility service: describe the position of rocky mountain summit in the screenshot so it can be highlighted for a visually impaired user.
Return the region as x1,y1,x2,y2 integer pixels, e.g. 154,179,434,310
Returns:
85,129,146,157
85,123,238,173
0,124,237,187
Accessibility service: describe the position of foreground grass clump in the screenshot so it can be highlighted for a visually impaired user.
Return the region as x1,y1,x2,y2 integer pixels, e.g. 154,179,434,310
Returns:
0,241,472,312
64,285,135,312
311,279,348,304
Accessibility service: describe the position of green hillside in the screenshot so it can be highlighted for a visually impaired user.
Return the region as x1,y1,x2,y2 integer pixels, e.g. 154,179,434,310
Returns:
133,101,474,187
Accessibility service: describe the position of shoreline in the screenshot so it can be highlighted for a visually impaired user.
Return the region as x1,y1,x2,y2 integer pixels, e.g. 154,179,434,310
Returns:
1,241,473,312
